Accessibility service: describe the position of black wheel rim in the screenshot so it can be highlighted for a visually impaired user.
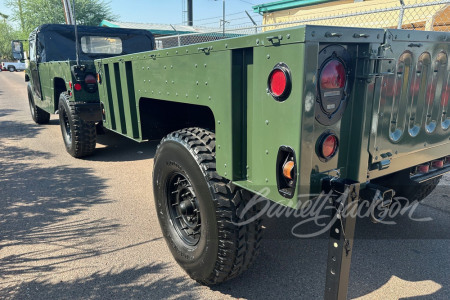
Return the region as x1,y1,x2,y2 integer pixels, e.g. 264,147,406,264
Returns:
61,108,72,144
166,172,201,246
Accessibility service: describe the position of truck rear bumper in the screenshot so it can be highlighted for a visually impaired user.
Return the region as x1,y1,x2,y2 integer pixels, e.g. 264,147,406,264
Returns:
74,103,102,122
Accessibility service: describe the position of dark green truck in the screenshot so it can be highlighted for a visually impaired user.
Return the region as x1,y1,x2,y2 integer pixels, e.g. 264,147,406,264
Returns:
25,24,449,299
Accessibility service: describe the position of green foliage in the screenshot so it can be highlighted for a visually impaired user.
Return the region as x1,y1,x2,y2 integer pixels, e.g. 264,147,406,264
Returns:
0,21,18,59
5,0,118,34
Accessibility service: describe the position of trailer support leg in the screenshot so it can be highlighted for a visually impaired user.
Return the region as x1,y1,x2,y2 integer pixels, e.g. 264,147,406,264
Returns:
323,179,360,300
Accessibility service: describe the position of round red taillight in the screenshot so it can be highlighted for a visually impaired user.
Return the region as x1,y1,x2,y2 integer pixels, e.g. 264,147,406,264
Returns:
320,60,346,90
316,132,338,160
74,83,82,91
85,74,97,84
270,69,287,96
322,135,337,158
268,63,291,101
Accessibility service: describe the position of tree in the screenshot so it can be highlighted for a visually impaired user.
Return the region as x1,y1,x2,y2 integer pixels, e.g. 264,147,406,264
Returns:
0,21,18,59
5,0,117,34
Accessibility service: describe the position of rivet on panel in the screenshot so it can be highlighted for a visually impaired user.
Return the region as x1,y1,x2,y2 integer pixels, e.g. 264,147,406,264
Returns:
205,82,208,85
196,95,199,99
208,96,211,100
265,178,269,182
225,43,228,48
196,81,199,85
204,64,207,68
286,34,290,39
195,64,198,68
267,54,270,59
218,120,221,124
265,150,269,155
265,120,269,125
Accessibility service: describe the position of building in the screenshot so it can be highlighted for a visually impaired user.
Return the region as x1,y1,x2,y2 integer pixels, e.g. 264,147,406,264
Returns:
252,0,449,32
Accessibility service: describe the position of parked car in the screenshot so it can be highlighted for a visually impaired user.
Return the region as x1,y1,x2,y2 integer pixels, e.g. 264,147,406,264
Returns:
1,61,26,72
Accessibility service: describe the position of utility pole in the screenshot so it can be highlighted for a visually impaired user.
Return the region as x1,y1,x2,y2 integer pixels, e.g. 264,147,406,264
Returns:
219,0,229,37
61,0,75,24
187,0,193,26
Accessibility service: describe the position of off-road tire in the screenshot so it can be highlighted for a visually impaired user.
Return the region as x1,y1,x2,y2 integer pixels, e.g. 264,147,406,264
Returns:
153,127,262,285
58,93,96,158
27,84,50,124
8,66,15,72
373,169,441,202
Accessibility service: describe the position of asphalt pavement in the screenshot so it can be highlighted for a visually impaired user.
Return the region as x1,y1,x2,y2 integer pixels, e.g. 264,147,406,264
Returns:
1,71,449,299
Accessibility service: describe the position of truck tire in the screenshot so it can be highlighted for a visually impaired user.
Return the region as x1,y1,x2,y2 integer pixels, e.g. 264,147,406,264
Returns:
153,128,262,285
8,66,15,72
27,84,50,124
373,169,441,202
58,93,96,158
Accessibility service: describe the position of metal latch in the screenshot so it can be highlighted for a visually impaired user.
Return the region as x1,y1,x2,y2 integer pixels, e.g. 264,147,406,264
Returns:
370,159,391,171
266,35,283,43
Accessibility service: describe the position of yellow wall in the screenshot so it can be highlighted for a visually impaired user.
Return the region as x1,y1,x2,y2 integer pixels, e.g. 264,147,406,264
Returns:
262,0,449,31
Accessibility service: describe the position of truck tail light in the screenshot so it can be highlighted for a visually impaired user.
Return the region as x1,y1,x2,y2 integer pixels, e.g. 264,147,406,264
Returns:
316,45,353,126
74,83,82,91
85,74,97,84
316,132,338,161
267,63,291,101
320,60,346,90
84,74,97,93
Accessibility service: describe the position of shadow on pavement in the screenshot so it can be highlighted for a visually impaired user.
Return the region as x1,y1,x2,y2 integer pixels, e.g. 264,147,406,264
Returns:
0,120,42,140
1,264,197,300
0,109,17,118
87,130,157,162
208,195,449,299
0,144,117,276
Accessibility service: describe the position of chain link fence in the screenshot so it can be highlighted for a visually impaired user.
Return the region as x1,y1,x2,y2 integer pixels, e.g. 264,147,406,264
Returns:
155,0,450,49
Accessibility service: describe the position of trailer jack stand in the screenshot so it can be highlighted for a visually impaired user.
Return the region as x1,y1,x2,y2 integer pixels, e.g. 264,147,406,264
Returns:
323,178,360,300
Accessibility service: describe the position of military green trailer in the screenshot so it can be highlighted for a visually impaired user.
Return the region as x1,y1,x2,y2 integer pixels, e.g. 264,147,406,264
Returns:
26,24,450,299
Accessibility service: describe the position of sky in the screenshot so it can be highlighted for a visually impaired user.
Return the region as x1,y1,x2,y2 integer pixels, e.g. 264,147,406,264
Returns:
0,0,264,28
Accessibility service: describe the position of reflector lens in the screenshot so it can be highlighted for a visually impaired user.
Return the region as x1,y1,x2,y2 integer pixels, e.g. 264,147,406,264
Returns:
282,160,295,180
270,69,287,97
322,135,337,158
320,60,346,89
85,74,97,84
74,83,82,91
431,160,444,169
417,164,429,173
